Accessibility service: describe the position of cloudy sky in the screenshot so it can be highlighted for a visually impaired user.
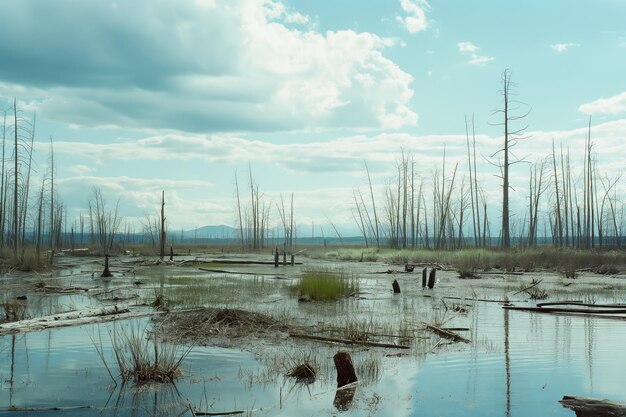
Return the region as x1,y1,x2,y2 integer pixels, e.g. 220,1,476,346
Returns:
1,0,625,237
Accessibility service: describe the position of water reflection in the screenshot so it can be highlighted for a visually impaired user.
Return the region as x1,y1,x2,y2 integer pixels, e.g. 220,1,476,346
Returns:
3,289,626,416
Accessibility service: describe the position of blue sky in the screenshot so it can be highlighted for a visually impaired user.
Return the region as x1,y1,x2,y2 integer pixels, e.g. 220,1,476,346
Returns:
0,0,624,236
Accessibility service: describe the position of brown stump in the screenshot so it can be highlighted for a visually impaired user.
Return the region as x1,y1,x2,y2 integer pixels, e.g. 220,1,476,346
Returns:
422,268,427,288
404,264,414,272
290,254,295,266
274,248,279,268
333,385,356,411
427,268,436,289
169,245,173,261
101,255,113,278
333,351,357,388
392,279,401,294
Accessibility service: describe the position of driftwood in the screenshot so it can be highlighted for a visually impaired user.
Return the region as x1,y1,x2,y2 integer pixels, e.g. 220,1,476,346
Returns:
0,305,162,336
0,405,94,412
196,259,302,266
538,301,626,308
290,333,410,349
504,305,626,314
442,295,521,304
560,395,626,417
423,323,471,343
194,411,245,416
198,268,285,277
512,278,543,296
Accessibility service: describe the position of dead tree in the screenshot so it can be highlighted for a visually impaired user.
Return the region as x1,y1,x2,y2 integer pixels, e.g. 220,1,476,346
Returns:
491,69,531,249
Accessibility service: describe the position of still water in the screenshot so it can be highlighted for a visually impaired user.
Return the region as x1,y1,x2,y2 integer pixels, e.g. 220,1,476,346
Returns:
1,299,625,416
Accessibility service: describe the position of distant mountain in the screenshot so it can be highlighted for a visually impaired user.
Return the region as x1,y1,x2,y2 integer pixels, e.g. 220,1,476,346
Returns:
185,225,237,239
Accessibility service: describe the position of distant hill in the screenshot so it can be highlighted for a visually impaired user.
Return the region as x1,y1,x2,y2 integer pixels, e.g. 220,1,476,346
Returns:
185,225,237,239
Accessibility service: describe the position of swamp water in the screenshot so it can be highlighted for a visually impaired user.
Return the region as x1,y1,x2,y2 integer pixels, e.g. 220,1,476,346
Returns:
2,262,626,416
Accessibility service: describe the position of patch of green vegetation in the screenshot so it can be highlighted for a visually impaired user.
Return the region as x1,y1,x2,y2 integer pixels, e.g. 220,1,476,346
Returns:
296,268,358,301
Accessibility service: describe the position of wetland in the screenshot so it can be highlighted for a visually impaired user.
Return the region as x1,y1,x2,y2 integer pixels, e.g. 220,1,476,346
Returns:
2,248,626,416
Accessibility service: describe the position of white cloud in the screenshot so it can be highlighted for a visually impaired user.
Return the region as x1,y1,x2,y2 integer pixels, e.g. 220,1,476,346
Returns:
396,0,430,34
457,41,493,65
457,41,478,53
0,0,416,133
550,42,580,53
579,91,626,115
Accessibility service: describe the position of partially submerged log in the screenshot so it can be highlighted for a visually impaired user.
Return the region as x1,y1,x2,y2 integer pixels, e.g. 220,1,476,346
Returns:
423,323,471,343
504,305,626,315
392,279,401,294
290,332,410,349
0,405,94,412
0,305,160,336
560,395,626,417
333,351,357,388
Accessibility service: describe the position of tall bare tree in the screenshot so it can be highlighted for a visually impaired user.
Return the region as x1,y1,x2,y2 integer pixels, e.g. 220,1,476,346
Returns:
491,69,530,248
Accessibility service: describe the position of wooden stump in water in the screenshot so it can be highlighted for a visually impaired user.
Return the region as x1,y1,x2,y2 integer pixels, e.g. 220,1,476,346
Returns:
169,246,173,261
290,254,295,266
333,385,356,411
404,264,414,272
274,248,279,268
101,255,113,278
333,351,357,388
427,268,436,289
392,279,401,294
422,268,427,288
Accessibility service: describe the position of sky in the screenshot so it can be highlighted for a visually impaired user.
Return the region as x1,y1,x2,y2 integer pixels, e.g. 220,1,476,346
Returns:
0,0,625,238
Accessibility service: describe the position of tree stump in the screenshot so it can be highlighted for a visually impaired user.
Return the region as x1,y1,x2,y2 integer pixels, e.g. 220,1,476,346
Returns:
290,254,295,266
422,268,427,288
404,264,414,272
427,268,436,289
392,279,401,294
333,385,356,411
169,245,174,261
101,255,113,278
274,248,279,268
333,351,357,388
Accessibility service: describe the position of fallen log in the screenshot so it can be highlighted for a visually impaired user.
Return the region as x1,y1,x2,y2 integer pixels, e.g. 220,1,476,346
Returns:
0,405,94,412
198,259,303,265
198,268,285,277
559,395,626,417
194,411,245,416
0,305,162,336
289,333,410,349
504,306,626,314
537,301,626,308
423,323,471,343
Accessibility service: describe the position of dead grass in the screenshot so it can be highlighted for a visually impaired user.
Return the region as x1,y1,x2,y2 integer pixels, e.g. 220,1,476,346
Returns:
157,308,289,344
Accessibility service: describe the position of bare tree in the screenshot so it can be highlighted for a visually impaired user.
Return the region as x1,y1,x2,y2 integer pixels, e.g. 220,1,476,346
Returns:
491,69,531,249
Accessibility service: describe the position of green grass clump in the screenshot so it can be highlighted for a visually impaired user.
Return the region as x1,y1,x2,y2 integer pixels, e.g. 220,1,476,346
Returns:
297,268,358,301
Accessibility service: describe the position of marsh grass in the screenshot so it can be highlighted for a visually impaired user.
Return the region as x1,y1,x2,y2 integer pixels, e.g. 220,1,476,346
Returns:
159,275,285,309
308,247,625,275
296,268,358,301
110,325,192,384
